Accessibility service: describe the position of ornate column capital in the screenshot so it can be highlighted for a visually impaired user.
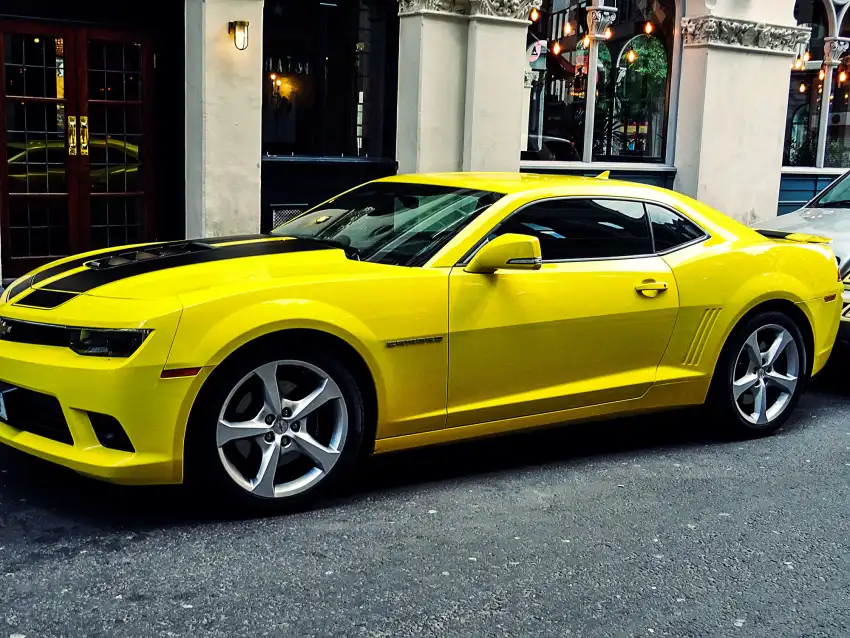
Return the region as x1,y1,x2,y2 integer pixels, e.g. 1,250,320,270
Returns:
398,0,469,16
468,0,541,20
824,37,850,66
681,16,810,56
586,5,618,40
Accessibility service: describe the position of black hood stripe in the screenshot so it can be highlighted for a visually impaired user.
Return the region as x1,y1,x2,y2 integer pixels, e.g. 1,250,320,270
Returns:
41,238,329,294
5,235,277,301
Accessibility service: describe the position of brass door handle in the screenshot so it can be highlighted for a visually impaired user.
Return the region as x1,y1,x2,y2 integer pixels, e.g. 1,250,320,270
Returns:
80,116,89,156
636,281,668,297
68,116,77,156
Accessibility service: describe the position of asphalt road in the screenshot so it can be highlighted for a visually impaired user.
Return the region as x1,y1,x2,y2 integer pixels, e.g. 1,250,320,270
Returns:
1,357,849,637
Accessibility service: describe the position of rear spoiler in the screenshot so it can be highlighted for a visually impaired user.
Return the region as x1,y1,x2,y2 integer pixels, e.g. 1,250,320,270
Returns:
755,229,832,244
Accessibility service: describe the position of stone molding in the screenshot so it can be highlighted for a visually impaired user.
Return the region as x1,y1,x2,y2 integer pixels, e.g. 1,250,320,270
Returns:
824,37,850,66
397,0,468,15
586,6,618,40
681,15,810,56
398,0,542,19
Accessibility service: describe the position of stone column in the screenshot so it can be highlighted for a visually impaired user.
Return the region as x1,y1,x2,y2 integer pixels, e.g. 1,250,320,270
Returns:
582,4,618,163
396,1,469,174
462,0,540,172
185,0,264,239
673,0,809,224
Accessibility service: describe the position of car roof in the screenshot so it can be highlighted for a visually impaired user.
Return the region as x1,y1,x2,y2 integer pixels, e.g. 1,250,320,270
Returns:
379,171,665,198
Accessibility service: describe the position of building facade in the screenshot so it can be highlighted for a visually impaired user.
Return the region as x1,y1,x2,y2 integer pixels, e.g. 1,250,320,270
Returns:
0,0,846,279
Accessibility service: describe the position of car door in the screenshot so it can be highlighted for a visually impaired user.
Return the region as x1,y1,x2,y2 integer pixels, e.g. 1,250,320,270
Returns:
447,197,680,427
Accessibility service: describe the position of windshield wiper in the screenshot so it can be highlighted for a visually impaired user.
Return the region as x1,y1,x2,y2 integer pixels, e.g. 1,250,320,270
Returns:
814,199,850,208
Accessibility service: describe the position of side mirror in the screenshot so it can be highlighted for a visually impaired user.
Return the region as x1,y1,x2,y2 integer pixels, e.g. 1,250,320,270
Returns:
464,233,542,274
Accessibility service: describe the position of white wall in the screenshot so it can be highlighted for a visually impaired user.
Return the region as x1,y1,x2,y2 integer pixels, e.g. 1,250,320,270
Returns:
185,0,264,238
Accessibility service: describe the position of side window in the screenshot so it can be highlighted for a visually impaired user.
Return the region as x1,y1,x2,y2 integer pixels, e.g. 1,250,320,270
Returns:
494,199,652,261
647,204,706,252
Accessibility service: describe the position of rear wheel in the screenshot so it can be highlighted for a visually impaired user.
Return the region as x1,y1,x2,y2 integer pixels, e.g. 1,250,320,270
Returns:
186,344,366,513
708,311,808,438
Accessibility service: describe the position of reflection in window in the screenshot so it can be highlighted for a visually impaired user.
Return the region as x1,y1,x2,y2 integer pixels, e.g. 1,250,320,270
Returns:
782,0,828,167
523,0,675,164
262,0,397,159
825,68,850,167
523,1,590,162
594,0,674,162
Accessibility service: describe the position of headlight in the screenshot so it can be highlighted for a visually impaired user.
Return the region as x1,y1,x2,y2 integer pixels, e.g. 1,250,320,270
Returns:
69,328,151,357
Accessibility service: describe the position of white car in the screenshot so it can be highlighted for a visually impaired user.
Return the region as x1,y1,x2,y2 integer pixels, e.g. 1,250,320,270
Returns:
757,170,850,340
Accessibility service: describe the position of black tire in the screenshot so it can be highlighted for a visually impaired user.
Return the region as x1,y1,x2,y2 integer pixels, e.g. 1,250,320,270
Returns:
707,310,809,439
184,340,367,514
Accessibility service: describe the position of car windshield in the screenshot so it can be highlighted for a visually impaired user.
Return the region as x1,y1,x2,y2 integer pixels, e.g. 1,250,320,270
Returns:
270,182,503,266
811,172,850,208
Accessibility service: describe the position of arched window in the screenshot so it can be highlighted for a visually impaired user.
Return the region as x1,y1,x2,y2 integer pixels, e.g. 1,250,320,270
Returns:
522,0,676,164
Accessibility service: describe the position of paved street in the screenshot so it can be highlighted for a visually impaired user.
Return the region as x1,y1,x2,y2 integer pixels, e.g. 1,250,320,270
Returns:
1,356,849,638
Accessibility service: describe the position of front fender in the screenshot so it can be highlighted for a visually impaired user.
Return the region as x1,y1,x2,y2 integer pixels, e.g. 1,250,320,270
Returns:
166,297,388,413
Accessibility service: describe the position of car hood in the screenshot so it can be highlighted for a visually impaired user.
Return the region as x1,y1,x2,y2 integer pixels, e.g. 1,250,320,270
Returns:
5,236,372,305
757,207,850,266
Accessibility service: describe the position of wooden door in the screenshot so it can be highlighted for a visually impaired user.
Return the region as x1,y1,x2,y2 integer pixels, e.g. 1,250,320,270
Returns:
0,23,154,278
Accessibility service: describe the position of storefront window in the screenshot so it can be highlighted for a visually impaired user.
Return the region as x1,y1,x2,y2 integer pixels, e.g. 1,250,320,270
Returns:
825,70,850,167
523,0,675,164
262,0,397,159
782,0,829,167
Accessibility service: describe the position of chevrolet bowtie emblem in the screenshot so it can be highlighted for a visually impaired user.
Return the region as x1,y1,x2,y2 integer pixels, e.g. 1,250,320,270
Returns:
0,320,11,338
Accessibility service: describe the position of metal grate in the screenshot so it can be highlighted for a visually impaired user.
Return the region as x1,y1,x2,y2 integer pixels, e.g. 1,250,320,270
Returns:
271,206,306,228
0,381,73,445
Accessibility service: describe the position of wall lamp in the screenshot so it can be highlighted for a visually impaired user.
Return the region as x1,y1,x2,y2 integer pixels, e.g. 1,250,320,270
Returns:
228,21,250,51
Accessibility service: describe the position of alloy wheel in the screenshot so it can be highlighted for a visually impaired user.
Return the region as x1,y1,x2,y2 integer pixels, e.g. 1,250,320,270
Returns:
732,324,799,426
216,359,348,498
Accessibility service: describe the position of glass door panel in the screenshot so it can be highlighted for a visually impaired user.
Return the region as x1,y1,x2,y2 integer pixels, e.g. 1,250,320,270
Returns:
1,28,77,276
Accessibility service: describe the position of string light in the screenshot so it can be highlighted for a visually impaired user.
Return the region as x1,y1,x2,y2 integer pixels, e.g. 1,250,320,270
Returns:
270,73,277,81
804,51,811,62
530,7,540,21
627,50,637,63
644,22,654,35
564,22,572,36
840,70,848,83
582,35,591,48
819,68,826,81
552,41,562,55
604,27,612,39
799,83,807,93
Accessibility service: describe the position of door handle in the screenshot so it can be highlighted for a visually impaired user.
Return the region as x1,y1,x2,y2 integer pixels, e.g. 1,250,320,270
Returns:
79,116,89,156
68,116,78,156
635,281,668,297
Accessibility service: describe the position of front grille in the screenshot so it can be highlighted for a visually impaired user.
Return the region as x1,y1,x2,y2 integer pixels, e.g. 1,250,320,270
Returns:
0,318,71,348
0,383,72,445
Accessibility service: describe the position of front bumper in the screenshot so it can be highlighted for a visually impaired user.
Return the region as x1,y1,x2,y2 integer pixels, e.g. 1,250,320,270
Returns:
0,295,206,485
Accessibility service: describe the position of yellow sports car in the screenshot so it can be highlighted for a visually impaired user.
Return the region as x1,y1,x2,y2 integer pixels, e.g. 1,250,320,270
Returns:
0,173,842,511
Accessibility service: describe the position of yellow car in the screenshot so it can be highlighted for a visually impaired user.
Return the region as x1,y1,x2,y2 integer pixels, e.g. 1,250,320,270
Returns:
0,173,842,511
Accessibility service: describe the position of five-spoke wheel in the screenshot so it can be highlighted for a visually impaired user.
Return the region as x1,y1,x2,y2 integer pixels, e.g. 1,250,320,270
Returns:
710,310,807,437
187,344,366,512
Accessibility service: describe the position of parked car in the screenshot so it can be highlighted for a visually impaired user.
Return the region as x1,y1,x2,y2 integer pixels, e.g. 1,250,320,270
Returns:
0,173,842,512
756,169,850,340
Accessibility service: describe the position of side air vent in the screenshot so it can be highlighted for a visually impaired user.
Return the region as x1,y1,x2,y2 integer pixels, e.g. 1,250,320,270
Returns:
683,308,721,367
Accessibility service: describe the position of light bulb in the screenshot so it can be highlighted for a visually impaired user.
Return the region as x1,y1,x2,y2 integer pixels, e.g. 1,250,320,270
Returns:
799,83,807,93
627,50,637,63
582,35,591,48
564,22,572,36
604,28,612,39
270,73,277,81
804,51,811,62
530,7,540,21
841,70,848,83
644,22,654,35
819,68,825,80
552,41,561,55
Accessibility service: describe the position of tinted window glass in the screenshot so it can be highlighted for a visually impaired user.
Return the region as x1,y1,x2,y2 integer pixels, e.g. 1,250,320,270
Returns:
494,199,652,260
647,204,705,252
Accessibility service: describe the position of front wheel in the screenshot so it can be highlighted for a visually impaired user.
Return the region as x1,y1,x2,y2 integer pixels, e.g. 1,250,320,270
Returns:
708,311,808,438
185,344,366,513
